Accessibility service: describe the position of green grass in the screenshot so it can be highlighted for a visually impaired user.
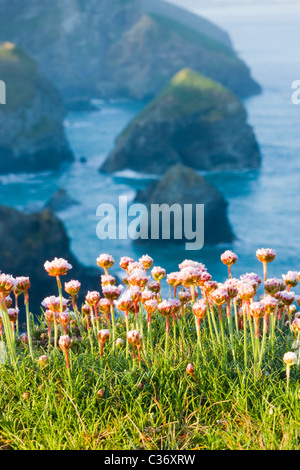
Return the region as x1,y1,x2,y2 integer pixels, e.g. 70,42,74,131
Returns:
0,300,299,450
120,68,238,138
149,13,236,59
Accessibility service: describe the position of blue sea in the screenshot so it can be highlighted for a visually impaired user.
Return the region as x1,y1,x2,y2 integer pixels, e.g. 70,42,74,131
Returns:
0,2,300,287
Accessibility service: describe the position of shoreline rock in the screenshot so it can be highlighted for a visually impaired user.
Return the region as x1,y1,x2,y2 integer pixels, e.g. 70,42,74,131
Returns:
133,164,235,246
0,205,109,318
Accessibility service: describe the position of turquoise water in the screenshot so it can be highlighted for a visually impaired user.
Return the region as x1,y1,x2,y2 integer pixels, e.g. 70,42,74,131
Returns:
0,3,300,286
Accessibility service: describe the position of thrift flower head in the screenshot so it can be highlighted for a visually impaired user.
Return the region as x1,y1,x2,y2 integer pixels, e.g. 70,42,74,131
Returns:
58,311,71,327
283,351,297,366
237,280,257,301
127,330,143,347
151,266,166,281
64,280,81,296
204,280,218,294
44,258,72,276
141,289,156,303
127,268,149,288
144,298,158,315
158,299,181,317
264,278,282,296
98,298,111,314
85,291,101,307
291,318,300,334
261,295,278,315
115,294,133,312
211,288,229,306
119,256,134,270
0,274,16,296
223,279,238,298
197,271,212,286
280,290,296,306
8,308,19,323
39,355,49,368
148,280,160,293
96,254,114,269
58,335,71,352
193,299,207,319
166,272,181,288
179,260,206,271
102,284,123,301
127,261,144,274
221,250,238,266
240,272,262,288
14,276,31,294
42,295,68,312
186,363,195,376
139,254,153,270
249,301,265,319
256,248,276,263
178,290,192,304
282,271,298,288
101,275,116,286
179,267,202,286
4,295,12,308
97,329,110,344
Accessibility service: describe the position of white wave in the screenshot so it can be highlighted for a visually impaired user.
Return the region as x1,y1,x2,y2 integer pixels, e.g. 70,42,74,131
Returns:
113,169,160,180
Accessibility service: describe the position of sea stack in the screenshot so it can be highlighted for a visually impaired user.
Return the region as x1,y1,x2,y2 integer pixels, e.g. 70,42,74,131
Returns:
100,68,260,175
134,164,235,246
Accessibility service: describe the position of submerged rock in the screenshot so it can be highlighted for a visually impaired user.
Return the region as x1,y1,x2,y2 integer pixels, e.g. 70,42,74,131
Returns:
134,164,235,246
45,188,79,212
101,68,260,175
0,42,73,174
0,206,102,317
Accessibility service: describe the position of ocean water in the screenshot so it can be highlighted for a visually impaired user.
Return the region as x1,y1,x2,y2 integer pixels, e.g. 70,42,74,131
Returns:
0,3,300,287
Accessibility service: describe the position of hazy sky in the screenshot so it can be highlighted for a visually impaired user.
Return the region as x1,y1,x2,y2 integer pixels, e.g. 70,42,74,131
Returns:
168,0,299,7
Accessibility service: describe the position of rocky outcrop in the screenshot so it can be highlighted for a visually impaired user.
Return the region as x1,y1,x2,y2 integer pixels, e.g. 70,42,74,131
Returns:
100,68,260,175
0,0,260,102
0,42,73,174
134,164,234,245
0,206,103,318
45,188,79,213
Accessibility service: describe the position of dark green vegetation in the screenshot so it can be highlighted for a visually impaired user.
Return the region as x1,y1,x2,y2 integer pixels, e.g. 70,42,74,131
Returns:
0,304,299,450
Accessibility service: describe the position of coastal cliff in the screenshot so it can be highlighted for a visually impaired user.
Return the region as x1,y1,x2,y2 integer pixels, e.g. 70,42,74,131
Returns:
0,0,260,103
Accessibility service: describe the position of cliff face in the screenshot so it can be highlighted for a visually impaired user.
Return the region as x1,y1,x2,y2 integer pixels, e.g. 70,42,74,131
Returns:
134,164,234,246
0,42,73,174
100,68,260,175
0,0,140,103
0,0,260,103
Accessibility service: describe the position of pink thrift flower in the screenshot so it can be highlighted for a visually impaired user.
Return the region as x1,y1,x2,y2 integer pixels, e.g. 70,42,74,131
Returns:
44,258,72,276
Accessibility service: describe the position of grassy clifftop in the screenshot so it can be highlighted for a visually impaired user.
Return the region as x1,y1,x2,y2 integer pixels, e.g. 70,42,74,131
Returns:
122,68,240,136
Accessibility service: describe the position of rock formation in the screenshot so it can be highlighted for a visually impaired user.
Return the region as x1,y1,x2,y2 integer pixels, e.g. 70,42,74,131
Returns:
0,0,260,103
134,164,234,246
0,42,73,174
0,205,104,318
45,188,79,213
100,68,260,175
